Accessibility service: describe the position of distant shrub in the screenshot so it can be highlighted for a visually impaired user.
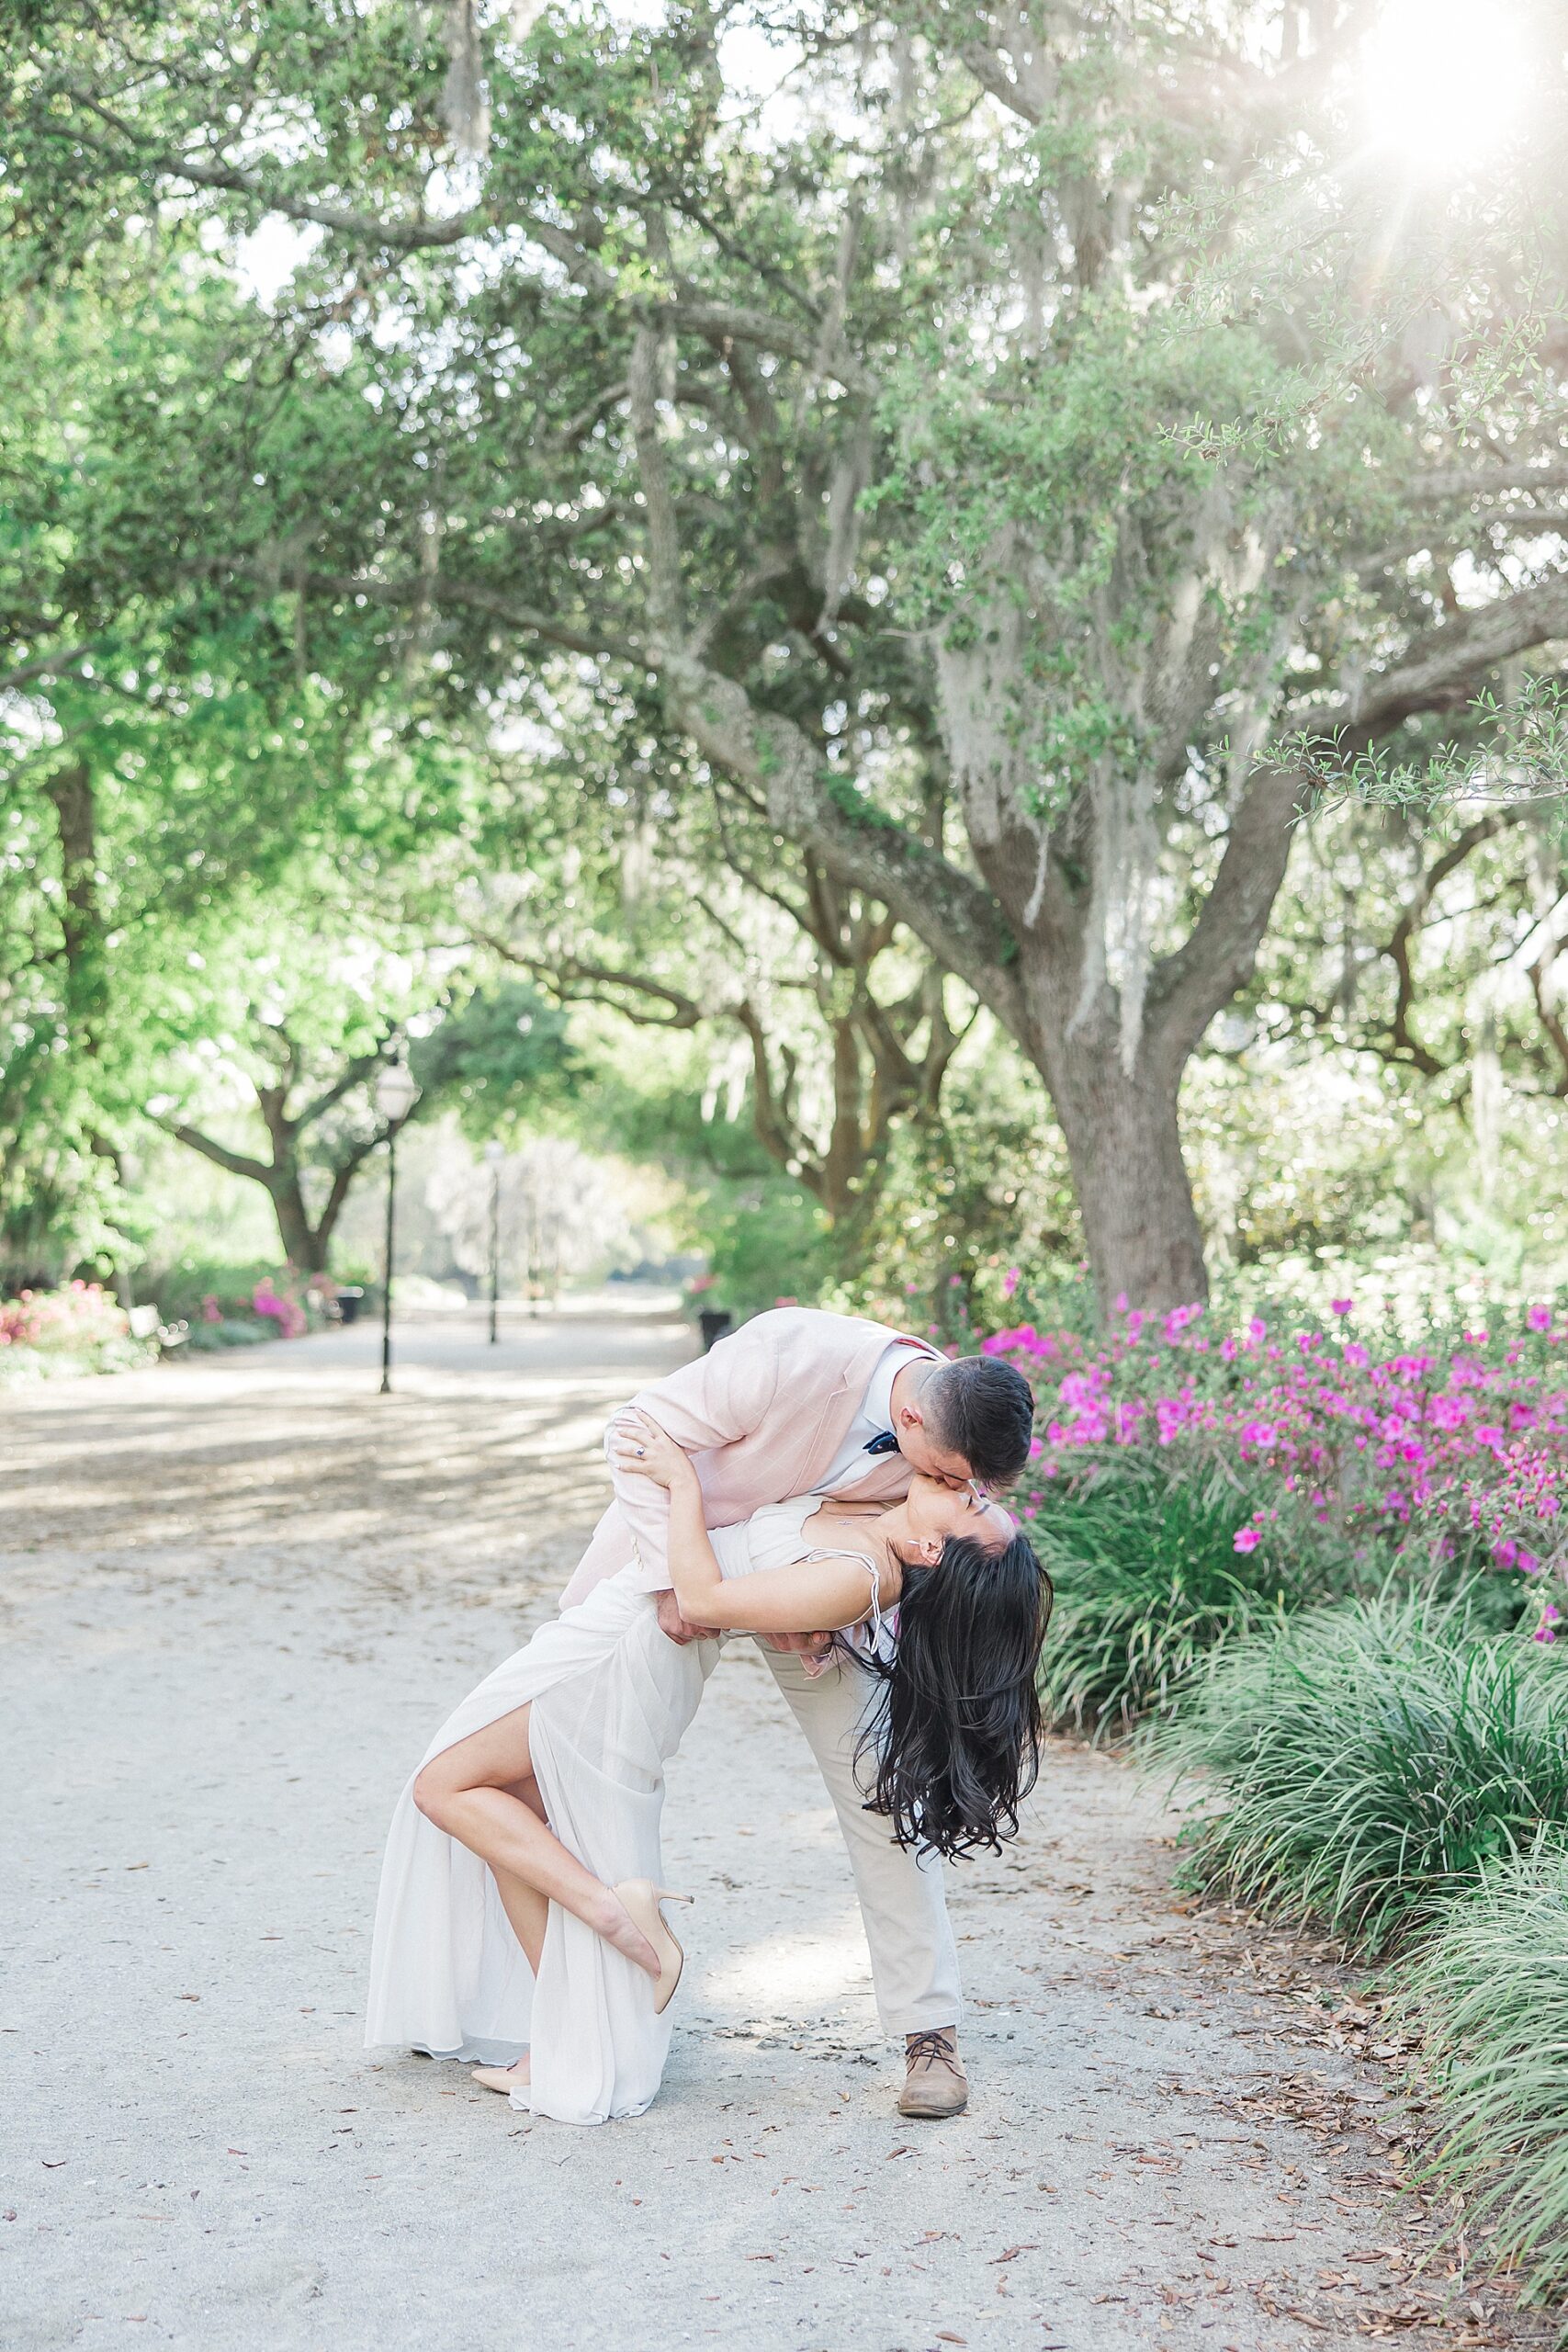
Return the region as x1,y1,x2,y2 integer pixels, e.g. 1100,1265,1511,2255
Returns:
0,1282,147,1385
185,1317,272,1351
146,1258,288,1326
144,1258,333,1343
1147,1596,1568,1954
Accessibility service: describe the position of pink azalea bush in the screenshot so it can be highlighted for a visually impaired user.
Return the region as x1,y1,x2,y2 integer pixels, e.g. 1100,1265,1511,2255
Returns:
252,1277,309,1340
0,1281,144,1382
982,1295,1568,1640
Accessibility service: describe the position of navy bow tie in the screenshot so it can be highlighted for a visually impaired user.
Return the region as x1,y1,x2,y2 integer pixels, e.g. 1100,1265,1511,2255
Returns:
863,1430,899,1457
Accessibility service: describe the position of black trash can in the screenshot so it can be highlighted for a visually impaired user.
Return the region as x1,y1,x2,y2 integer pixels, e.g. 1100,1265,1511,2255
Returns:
697,1308,732,1352
336,1285,365,1326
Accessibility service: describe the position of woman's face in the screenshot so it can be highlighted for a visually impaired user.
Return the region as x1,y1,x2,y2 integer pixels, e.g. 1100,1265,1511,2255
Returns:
895,1473,1014,1566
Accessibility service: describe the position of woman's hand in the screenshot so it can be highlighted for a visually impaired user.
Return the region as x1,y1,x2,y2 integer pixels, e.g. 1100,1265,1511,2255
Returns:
610,1408,698,1494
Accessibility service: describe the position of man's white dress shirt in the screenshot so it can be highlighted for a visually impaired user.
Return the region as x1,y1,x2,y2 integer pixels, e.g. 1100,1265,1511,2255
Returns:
814,1340,928,1495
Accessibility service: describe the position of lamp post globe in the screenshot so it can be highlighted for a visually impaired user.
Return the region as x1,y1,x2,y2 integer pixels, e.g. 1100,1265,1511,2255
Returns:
374,1057,420,1395
375,1059,418,1126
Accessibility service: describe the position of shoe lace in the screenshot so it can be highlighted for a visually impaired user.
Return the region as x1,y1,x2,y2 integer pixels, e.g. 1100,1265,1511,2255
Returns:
906,2029,956,2070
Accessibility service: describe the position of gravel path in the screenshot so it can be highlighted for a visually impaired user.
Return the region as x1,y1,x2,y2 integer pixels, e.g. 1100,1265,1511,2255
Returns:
2,1297,1539,2350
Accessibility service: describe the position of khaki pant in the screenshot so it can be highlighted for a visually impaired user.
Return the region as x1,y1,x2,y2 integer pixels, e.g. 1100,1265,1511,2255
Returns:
756,1643,963,2038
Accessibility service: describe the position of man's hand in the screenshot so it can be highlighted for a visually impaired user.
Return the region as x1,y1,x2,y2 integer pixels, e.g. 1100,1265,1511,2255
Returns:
654,1589,708,1647
761,1629,835,1661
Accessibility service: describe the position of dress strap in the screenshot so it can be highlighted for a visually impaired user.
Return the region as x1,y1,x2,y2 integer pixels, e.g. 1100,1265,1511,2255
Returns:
806,1539,885,1637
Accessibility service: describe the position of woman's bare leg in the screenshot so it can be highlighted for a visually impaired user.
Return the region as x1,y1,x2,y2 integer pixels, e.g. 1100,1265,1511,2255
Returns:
488,1780,551,1973
412,1705,659,1976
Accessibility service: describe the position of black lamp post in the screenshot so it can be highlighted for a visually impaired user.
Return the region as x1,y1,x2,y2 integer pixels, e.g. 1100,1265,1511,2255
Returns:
484,1139,504,1345
375,1057,419,1396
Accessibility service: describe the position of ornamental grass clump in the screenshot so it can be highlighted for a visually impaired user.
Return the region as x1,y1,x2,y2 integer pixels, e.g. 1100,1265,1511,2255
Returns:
1026,1455,1346,1739
1147,1596,1568,1954
1400,1840,1568,2309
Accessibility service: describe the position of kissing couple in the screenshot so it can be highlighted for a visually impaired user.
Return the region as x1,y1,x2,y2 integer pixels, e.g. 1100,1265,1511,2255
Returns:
365,1305,1050,2127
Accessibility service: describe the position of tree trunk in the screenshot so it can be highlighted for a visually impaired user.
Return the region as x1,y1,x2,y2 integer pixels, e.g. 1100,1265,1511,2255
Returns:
1009,924,1210,1312
960,772,1305,1315
267,1163,329,1273
47,761,103,1050
1043,1038,1208,1314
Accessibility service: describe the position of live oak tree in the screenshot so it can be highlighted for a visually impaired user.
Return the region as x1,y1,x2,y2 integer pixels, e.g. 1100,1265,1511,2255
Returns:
0,245,408,1275
457,701,975,1246
153,918,570,1272
0,238,525,1277
11,0,1568,1304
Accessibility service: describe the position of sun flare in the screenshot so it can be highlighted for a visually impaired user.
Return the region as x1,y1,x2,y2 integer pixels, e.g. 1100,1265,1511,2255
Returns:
1361,0,1532,173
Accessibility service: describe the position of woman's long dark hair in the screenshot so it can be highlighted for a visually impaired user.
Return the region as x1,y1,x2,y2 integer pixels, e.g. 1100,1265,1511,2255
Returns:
856,1532,1053,1860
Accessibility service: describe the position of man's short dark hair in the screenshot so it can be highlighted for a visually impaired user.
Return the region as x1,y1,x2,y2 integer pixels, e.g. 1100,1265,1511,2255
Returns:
923,1355,1035,1488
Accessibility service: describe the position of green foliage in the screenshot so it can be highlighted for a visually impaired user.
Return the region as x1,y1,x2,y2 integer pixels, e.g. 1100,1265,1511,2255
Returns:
4,0,1568,1317
1026,1456,1348,1740
575,1042,835,1316
696,1179,831,1324
837,1043,1084,1325
410,982,578,1142
1149,1598,1568,1954
1399,1840,1568,2309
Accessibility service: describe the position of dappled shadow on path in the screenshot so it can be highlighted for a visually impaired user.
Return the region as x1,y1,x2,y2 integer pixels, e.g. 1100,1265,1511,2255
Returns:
7,1308,694,1609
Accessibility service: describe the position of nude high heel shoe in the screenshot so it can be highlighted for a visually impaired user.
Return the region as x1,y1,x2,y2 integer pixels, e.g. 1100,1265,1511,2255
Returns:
613,1879,694,2014
472,2059,528,2097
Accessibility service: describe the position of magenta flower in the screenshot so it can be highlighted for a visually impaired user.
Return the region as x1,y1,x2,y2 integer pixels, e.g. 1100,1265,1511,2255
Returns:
1330,1298,1353,1317
978,1289,1568,1594
1529,1304,1553,1333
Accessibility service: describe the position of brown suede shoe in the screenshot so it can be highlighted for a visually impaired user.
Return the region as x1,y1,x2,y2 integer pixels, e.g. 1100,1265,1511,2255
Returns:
899,2028,968,2119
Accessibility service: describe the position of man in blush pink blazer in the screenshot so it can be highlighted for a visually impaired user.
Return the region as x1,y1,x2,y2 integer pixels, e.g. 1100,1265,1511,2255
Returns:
558,1305,1036,2120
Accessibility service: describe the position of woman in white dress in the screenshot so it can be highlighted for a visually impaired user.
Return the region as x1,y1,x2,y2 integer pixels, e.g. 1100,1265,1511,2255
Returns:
365,1411,1050,2127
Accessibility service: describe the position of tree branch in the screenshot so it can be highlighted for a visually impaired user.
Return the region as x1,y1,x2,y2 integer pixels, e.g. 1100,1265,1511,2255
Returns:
304,569,645,668
56,87,491,251
165,1121,274,1189
1150,765,1309,1069
956,41,1043,123
314,1133,385,1248
1373,812,1530,1071
0,641,97,695
294,1050,384,1136
1529,959,1568,1092
661,654,1027,1036
1291,575,1568,741
1419,465,1568,501
61,97,873,385
484,937,706,1029
732,998,820,1193
628,324,685,644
